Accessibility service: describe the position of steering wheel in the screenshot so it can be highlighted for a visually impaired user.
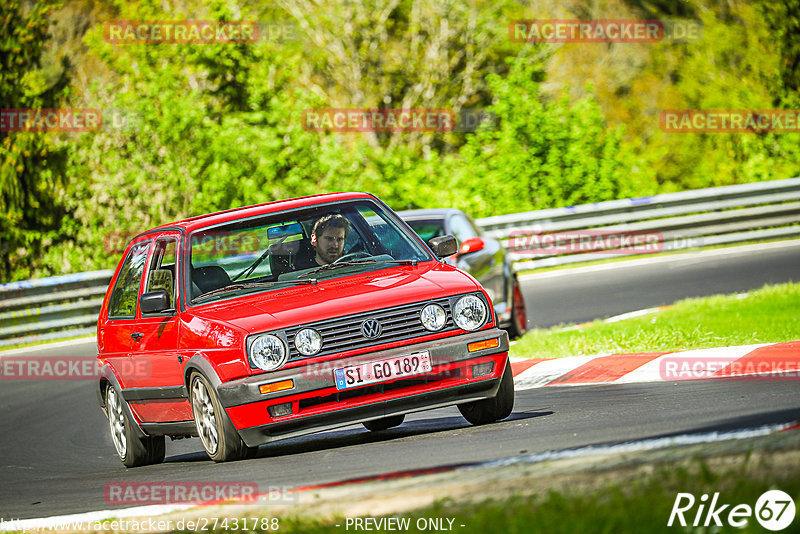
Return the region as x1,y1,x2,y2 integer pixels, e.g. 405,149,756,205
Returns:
333,251,372,264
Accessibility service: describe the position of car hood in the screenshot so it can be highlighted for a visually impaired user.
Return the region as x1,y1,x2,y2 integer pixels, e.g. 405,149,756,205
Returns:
187,262,480,334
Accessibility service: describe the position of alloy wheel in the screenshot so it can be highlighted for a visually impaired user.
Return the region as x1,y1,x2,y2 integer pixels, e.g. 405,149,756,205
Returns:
192,378,219,455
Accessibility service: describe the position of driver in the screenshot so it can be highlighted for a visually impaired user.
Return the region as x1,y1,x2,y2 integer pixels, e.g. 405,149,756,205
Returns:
311,214,350,265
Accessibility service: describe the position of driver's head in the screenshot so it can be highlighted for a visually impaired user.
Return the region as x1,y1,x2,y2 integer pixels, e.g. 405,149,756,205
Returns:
311,214,350,265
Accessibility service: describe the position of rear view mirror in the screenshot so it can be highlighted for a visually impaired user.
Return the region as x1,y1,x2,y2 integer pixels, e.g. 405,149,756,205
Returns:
267,222,303,240
458,237,485,255
140,290,171,314
428,235,458,258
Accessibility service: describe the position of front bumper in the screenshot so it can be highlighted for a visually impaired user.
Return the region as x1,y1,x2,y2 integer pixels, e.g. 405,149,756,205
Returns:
218,329,509,447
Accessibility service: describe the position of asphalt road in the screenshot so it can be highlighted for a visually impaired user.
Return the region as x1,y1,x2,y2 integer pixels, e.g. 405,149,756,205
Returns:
1,368,798,520
1,241,799,520
520,240,800,328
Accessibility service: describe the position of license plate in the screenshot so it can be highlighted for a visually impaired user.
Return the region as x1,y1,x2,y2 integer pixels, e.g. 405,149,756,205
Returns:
334,351,432,390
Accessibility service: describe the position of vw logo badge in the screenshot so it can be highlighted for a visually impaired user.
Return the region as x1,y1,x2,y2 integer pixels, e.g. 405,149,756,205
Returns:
360,319,382,339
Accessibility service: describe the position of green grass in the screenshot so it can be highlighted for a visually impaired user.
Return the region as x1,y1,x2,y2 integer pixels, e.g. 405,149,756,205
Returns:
511,282,800,359
189,455,800,534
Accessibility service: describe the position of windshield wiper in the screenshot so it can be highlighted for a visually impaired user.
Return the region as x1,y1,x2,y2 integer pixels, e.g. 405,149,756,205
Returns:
354,259,418,266
304,261,363,276
305,258,417,276
192,279,316,303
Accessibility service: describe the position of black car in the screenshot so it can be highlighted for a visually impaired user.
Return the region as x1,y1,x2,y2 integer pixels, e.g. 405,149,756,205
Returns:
398,208,527,338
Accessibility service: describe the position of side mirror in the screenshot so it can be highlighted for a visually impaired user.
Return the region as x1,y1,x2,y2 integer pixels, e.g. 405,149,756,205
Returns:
428,235,458,258
458,237,485,255
140,290,171,314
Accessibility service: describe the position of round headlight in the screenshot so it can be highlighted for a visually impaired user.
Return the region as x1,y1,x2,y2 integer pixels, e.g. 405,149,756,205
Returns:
294,328,322,356
453,295,488,331
420,303,447,331
249,334,287,371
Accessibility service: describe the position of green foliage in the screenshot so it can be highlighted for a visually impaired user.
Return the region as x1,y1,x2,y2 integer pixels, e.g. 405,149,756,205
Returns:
0,0,69,280
446,55,655,217
2,0,799,281
625,0,800,191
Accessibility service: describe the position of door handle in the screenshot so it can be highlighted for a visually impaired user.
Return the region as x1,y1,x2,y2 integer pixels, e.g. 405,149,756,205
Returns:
131,332,144,341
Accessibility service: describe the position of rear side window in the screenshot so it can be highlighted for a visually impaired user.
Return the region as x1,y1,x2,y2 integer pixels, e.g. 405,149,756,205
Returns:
108,242,150,318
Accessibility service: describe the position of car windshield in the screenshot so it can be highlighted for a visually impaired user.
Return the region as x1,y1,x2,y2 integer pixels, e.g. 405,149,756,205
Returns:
188,200,432,304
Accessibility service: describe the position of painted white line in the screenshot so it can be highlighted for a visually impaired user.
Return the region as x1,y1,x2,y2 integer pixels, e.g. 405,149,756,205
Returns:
518,239,800,280
475,421,796,469
604,307,663,323
0,336,96,355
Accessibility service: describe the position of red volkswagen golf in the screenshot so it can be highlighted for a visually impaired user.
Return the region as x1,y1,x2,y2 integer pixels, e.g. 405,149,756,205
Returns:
97,192,513,467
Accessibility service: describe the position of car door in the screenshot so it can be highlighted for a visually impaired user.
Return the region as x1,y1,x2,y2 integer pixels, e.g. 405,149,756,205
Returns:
99,240,151,391
127,233,191,423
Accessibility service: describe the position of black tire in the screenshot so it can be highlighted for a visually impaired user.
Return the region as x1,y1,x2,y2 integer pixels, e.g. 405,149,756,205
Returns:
363,414,405,431
105,384,165,468
507,276,527,339
190,372,257,462
458,360,515,425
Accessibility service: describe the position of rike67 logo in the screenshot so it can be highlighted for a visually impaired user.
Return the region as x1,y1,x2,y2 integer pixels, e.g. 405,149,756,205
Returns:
668,490,796,531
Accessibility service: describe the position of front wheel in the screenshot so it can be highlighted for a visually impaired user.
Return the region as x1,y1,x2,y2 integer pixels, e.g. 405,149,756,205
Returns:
190,372,257,462
106,384,165,468
458,360,515,425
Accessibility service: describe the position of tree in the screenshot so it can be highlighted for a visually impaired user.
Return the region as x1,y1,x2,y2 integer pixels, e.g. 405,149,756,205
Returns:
447,54,654,217
0,0,69,280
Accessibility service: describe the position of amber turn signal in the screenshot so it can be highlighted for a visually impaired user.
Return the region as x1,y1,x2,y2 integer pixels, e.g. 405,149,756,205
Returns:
259,379,294,394
467,338,500,352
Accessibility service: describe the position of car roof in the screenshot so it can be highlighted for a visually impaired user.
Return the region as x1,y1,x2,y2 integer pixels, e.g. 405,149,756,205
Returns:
136,192,376,238
396,208,464,221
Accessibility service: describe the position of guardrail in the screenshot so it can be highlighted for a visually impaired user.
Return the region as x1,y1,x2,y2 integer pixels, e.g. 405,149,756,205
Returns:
0,270,113,348
1,177,799,348
476,177,800,272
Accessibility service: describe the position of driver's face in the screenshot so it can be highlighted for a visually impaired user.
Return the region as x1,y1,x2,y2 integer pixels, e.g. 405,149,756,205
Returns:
314,227,346,264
